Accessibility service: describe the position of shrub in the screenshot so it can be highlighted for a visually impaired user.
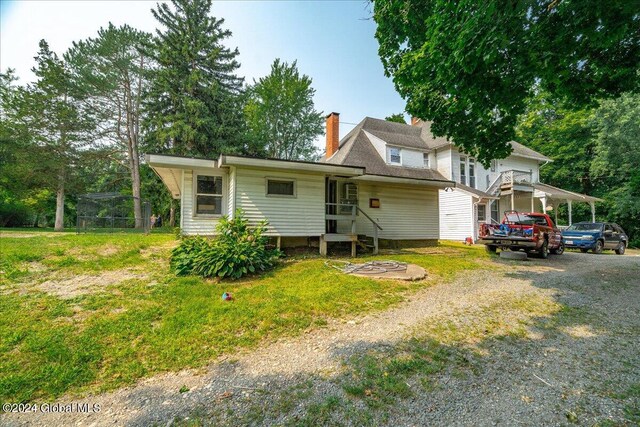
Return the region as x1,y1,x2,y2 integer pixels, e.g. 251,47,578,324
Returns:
170,210,281,279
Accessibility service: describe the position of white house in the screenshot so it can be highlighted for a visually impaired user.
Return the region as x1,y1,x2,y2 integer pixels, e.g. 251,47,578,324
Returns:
380,117,601,242
147,113,454,256
148,113,600,254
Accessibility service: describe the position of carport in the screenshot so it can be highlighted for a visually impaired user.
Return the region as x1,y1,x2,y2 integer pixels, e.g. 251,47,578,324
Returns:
534,183,602,226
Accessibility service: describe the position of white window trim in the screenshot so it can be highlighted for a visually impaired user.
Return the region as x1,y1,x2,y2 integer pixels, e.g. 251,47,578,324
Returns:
265,177,297,198
423,153,430,169
469,158,476,189
389,147,402,165
459,155,467,185
193,173,225,218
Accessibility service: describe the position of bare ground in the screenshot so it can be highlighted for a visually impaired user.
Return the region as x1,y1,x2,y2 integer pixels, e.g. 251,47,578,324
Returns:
2,251,639,426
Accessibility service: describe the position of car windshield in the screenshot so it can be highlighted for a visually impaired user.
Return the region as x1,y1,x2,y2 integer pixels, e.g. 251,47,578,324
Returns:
505,213,548,226
567,223,602,232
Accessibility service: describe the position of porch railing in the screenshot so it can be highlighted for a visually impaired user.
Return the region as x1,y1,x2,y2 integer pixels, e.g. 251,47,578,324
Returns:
501,170,533,186
325,203,383,254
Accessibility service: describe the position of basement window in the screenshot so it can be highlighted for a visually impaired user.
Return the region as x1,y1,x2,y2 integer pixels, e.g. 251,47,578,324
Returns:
266,178,296,197
195,175,223,215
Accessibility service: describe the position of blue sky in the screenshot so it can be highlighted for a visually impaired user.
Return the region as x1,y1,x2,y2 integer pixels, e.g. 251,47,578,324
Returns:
0,0,408,144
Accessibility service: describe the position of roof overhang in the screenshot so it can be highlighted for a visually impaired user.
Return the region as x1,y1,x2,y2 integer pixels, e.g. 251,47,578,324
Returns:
354,174,454,188
145,154,219,200
533,183,602,203
218,155,365,176
146,153,217,169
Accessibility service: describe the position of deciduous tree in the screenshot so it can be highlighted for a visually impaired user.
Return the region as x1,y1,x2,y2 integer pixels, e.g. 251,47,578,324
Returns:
245,59,324,160
374,0,640,164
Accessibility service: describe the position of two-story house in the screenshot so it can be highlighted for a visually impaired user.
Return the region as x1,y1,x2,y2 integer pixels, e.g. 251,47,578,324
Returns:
324,115,600,242
147,112,599,256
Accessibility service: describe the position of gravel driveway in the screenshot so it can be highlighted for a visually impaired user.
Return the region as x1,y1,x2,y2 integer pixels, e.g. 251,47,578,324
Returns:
3,251,639,426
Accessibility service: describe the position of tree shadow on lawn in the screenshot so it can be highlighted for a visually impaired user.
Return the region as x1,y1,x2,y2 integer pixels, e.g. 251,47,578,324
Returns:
120,257,639,427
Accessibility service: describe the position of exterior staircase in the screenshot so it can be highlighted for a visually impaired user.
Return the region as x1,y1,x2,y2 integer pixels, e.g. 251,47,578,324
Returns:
320,203,382,257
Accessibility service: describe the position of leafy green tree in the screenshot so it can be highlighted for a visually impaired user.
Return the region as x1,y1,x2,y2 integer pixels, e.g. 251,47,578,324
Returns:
517,92,595,195
245,59,324,160
385,113,406,124
66,24,152,228
591,93,640,246
143,0,246,157
374,0,640,164
7,41,95,230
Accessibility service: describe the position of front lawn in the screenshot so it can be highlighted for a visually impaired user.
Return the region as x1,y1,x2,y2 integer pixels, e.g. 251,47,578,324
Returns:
0,230,488,402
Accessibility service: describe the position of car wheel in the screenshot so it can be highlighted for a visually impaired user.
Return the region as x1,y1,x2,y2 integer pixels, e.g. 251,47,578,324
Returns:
485,245,497,253
615,242,626,255
593,240,604,254
538,239,549,259
580,248,588,253
551,242,565,255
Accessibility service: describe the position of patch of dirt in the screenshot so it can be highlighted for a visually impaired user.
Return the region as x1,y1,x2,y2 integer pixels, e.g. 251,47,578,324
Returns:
34,270,148,299
97,245,120,257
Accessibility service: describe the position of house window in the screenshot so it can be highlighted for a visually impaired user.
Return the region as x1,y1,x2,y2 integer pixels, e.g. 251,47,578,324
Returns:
423,153,430,168
195,175,223,215
477,204,486,222
459,156,467,185
469,158,476,189
266,178,296,197
491,201,499,224
490,160,497,172
389,147,401,165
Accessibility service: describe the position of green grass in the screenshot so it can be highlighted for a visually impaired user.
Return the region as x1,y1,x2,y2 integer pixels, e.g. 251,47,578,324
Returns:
0,230,488,403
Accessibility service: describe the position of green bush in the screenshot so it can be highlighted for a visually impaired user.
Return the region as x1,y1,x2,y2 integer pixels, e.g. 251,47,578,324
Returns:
170,210,281,279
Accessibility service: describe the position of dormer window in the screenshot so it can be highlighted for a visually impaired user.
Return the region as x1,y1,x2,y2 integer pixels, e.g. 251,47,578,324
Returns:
389,147,401,165
423,153,430,168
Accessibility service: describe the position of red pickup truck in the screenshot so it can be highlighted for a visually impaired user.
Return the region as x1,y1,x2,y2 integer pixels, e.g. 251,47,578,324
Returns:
477,211,564,258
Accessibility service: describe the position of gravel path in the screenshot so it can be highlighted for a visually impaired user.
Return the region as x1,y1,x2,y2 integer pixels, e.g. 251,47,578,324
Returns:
3,251,638,426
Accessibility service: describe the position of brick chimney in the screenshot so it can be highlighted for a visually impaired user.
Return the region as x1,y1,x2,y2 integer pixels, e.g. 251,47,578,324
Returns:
411,116,422,126
325,112,340,158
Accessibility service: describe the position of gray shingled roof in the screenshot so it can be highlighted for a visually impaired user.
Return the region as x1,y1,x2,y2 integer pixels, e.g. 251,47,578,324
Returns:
509,140,552,162
455,183,498,200
333,117,552,163
325,126,451,182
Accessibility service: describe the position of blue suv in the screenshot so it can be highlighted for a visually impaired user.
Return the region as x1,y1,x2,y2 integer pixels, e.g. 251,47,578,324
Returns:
562,222,628,255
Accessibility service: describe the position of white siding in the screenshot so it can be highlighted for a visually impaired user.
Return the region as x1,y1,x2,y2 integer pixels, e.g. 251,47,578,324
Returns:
235,168,325,236
399,149,426,168
181,169,228,235
227,167,236,217
439,189,474,241
354,183,440,240
363,130,387,161
435,148,453,180
495,157,540,182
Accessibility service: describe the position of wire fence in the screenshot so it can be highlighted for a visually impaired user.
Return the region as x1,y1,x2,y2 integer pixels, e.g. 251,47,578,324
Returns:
76,193,151,234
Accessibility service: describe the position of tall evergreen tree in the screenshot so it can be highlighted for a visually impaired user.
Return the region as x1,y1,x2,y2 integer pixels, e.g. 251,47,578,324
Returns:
14,41,94,230
244,59,323,161
66,24,152,228
144,0,246,158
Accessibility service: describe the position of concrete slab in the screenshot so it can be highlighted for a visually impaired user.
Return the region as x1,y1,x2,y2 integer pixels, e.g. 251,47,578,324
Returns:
345,261,427,281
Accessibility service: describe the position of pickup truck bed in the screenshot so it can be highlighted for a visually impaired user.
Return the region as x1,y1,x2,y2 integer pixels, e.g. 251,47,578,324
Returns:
477,211,564,258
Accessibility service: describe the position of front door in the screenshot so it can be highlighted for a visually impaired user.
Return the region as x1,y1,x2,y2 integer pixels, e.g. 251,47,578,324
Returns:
325,178,337,233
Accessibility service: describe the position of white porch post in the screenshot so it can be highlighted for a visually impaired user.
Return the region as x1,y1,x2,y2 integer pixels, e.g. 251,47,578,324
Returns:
510,191,514,211
590,201,595,222
540,197,547,213
568,199,573,225
530,193,535,212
